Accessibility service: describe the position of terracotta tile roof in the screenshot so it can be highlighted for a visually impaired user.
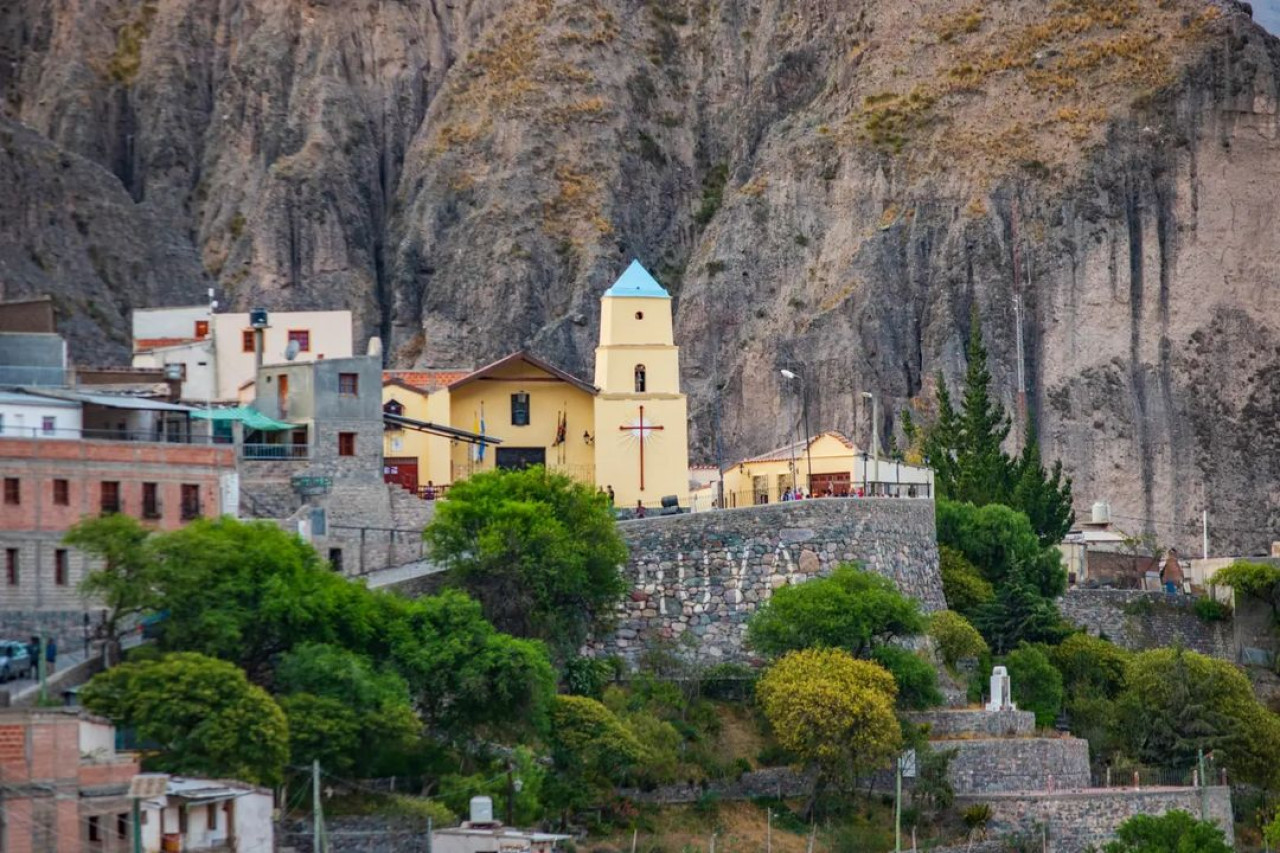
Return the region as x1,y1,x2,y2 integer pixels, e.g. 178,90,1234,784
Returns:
134,337,198,352
383,369,472,392
445,352,597,395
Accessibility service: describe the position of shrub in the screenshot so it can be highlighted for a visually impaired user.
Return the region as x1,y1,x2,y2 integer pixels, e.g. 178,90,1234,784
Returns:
1004,645,1063,728
962,803,991,831
938,545,994,613
1194,596,1231,623
871,645,943,710
929,610,988,670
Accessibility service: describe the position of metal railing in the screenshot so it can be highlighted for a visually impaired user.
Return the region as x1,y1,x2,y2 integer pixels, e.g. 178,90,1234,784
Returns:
241,443,310,460
0,426,216,444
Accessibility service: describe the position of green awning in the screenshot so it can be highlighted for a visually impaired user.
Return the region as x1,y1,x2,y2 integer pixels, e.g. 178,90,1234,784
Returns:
191,407,296,432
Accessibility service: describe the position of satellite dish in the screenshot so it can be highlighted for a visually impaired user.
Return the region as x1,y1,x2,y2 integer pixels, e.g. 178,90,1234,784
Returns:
283,339,301,361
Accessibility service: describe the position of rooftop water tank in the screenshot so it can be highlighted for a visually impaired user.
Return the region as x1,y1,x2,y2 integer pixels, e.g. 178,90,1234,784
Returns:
1091,501,1111,525
470,795,494,824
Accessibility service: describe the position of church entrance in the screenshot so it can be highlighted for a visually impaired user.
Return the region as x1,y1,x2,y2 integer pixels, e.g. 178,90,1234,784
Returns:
384,457,419,494
810,472,851,497
496,447,546,470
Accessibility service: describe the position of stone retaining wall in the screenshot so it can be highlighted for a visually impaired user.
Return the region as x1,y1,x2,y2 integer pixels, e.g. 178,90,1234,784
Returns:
946,737,1091,795
1057,589,1234,659
957,786,1233,852
591,499,944,663
622,766,812,804
909,709,1036,738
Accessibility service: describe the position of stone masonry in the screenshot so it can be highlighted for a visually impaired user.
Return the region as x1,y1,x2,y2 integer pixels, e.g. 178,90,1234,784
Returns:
957,786,1234,852
1057,589,1235,659
590,498,944,663
909,709,1036,739
945,737,1091,795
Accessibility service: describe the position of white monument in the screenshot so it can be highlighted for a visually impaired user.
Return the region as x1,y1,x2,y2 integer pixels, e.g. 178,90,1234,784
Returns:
986,665,1015,712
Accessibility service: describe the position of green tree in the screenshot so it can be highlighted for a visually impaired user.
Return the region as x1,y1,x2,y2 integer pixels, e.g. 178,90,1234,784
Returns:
81,652,288,785
1050,633,1130,699
953,307,1013,506
1011,422,1075,546
1103,810,1232,853
871,645,943,710
936,499,1065,597
1004,644,1063,728
972,570,1067,655
278,693,361,774
929,610,989,671
274,643,420,775
1212,561,1280,620
546,694,649,807
938,545,995,615
756,649,901,817
66,514,158,665
424,467,628,658
921,376,962,495
747,564,926,658
1117,648,1280,787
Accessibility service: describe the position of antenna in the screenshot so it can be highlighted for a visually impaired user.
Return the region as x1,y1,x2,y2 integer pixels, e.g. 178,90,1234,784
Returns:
284,339,301,361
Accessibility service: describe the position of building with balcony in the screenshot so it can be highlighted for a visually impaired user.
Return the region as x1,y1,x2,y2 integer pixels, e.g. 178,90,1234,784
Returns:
131,306,354,402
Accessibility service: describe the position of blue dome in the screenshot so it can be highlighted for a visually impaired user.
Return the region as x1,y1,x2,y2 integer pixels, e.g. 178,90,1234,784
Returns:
603,260,671,299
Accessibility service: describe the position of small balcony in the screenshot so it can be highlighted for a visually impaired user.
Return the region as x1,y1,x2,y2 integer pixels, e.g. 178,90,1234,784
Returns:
241,443,310,461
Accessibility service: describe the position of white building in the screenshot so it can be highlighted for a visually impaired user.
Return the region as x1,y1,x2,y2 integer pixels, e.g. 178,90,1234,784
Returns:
132,307,355,402
434,798,569,853
141,778,274,853
0,389,81,438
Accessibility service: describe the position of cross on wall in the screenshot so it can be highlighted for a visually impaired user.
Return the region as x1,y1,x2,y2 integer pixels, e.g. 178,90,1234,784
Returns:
619,405,663,491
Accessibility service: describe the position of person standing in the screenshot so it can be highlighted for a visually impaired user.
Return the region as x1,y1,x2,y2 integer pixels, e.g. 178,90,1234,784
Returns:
606,486,615,507
635,500,646,519
45,638,57,674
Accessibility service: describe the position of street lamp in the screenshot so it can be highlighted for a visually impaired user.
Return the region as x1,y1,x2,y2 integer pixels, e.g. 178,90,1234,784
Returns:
779,369,813,495
861,391,879,496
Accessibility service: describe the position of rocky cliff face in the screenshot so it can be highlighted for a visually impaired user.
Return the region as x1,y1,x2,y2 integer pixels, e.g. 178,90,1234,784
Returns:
2,0,1279,553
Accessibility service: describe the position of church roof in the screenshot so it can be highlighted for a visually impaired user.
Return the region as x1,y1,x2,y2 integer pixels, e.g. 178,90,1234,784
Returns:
603,260,671,299
447,351,597,395
736,431,858,464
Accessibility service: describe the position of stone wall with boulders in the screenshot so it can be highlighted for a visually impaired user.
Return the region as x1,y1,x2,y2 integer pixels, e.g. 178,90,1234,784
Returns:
591,498,944,663
946,737,1091,795
1057,589,1235,659
957,786,1233,852
909,709,1036,739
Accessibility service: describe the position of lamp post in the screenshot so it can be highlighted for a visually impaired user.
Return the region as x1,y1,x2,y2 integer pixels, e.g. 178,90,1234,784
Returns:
780,369,813,495
861,391,879,496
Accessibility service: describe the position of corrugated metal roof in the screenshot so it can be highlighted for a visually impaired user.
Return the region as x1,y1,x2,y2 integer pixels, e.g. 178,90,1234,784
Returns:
22,388,196,412
0,390,79,408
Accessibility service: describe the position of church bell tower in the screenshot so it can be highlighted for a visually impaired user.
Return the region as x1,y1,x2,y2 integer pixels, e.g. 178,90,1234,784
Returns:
593,261,690,510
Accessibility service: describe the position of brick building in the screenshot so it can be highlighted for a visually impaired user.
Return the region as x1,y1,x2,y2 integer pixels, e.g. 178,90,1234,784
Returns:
0,437,237,646
0,708,140,852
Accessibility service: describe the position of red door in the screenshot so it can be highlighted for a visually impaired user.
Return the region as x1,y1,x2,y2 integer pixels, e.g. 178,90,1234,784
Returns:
383,457,419,493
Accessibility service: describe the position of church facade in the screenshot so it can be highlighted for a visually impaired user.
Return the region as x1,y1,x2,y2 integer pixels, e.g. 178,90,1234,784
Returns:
380,261,690,510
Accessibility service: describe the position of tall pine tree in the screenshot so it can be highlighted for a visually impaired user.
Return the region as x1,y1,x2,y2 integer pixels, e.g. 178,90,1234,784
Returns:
1012,420,1075,546
953,306,1012,506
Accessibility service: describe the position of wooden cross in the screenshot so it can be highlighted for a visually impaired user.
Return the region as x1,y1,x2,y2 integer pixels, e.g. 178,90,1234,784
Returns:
619,405,663,491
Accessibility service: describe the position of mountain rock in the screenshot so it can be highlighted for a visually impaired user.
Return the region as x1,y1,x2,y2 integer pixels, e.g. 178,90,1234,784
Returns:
2,0,1280,552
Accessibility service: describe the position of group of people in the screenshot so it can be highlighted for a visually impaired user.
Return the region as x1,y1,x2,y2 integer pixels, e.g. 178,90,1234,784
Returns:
25,636,56,676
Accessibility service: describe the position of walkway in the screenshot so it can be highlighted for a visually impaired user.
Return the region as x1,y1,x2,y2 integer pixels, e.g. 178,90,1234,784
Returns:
1,634,143,706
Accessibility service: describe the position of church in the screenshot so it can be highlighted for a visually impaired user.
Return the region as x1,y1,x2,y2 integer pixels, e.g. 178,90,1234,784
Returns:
381,261,690,510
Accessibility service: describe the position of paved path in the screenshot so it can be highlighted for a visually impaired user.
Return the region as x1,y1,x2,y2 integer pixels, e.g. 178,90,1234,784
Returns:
2,634,143,705
359,558,446,589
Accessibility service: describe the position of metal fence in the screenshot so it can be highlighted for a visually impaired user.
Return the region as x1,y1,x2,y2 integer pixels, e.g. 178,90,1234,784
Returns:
0,426,218,444
242,443,310,460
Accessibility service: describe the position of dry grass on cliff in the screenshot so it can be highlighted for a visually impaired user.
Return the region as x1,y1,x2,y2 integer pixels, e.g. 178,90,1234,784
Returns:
846,0,1226,179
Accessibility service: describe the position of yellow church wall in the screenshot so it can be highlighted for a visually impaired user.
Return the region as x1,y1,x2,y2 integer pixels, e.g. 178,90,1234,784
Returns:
424,389,454,487
381,383,433,478
598,295,675,346
721,434,858,506
446,362,597,485
593,395,689,510
595,346,681,395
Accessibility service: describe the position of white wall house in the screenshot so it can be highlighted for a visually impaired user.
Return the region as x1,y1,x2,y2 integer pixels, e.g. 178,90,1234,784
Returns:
0,390,81,439
132,308,355,402
141,779,274,853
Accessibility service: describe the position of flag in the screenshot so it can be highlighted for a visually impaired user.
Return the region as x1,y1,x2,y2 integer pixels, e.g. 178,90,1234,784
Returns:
477,402,487,462
553,409,567,447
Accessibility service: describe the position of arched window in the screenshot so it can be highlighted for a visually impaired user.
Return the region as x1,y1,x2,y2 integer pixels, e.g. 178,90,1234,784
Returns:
634,365,646,393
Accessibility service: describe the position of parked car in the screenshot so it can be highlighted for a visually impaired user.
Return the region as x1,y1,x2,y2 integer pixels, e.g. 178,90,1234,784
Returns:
0,640,33,682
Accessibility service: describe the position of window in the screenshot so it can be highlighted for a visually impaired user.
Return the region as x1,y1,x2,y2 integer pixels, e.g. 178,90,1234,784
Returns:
277,374,289,417
3,478,19,505
242,329,256,353
100,481,120,515
338,372,359,396
54,549,68,586
142,483,160,519
634,364,646,393
5,549,17,586
384,399,404,429
41,416,55,435
207,803,218,832
287,329,311,352
338,432,356,457
194,319,209,339
635,311,644,320
329,548,344,572
511,393,530,426
88,815,101,842
117,814,129,840
52,479,68,506
180,485,201,521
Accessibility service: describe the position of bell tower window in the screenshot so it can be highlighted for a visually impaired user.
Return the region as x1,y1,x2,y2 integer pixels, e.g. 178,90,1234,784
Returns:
634,365,646,393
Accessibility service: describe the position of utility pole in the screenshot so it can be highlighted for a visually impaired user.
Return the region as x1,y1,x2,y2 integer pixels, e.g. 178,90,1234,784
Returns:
1202,510,1209,560
1198,748,1209,822
34,457,47,704
313,760,326,853
894,754,903,853
862,392,880,495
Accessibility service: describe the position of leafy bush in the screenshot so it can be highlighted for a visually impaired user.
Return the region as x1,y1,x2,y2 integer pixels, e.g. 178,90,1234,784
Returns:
929,610,988,669
1049,633,1129,699
1194,596,1231,623
701,662,757,701
938,545,994,614
870,645,943,710
1004,645,1063,728
962,803,991,831
1103,810,1231,853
